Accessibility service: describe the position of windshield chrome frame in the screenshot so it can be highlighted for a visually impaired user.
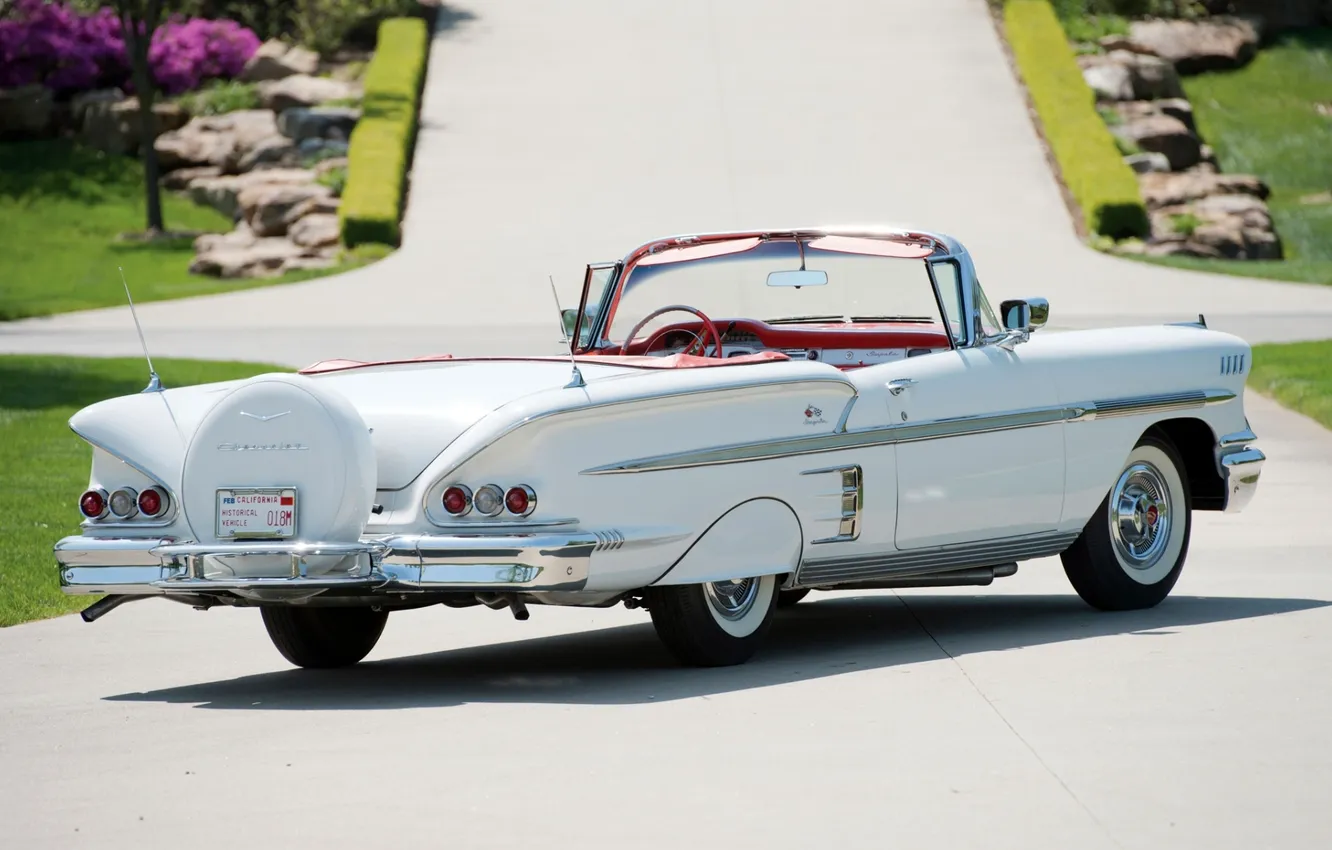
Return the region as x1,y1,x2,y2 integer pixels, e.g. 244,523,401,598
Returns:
575,227,990,353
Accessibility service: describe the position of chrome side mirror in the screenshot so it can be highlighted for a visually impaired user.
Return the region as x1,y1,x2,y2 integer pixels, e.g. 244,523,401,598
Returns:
1000,297,1049,332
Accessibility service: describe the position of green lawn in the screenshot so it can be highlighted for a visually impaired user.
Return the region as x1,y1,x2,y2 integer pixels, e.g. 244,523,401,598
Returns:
0,355,286,627
0,140,387,321
1250,340,1332,431
1132,29,1332,286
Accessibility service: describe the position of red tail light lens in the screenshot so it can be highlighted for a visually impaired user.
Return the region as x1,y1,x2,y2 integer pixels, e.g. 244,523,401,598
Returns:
79,489,108,519
442,485,472,515
138,486,168,518
504,485,536,517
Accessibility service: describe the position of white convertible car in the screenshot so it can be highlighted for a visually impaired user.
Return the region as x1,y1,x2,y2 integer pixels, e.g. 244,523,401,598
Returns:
55,227,1265,669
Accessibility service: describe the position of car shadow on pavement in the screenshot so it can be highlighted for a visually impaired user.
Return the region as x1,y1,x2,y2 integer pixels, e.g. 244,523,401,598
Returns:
103,593,1330,711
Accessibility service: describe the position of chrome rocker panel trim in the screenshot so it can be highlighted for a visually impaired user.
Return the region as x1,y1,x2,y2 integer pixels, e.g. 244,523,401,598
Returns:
797,530,1081,587
56,532,596,595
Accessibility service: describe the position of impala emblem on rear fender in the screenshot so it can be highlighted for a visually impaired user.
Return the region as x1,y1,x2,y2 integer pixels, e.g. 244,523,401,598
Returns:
239,411,291,421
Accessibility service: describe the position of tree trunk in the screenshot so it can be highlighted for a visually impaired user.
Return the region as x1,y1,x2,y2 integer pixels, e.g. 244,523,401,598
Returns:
119,2,165,234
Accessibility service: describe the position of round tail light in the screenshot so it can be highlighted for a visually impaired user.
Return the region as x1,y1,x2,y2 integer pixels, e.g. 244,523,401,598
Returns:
138,486,169,518
442,485,472,516
472,484,504,517
505,485,536,517
79,489,108,519
108,487,139,519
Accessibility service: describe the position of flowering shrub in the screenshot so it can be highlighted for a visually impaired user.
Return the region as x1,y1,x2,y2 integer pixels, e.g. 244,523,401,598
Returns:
149,18,260,94
0,0,259,96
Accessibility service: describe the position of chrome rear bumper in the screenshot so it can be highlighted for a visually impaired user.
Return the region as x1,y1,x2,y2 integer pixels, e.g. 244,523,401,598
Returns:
55,532,594,595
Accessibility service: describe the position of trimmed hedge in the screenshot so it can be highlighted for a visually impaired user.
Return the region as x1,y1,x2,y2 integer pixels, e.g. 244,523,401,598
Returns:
340,17,429,248
1004,0,1150,239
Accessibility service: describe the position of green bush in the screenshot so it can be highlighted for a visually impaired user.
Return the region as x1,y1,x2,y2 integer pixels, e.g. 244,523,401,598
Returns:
1005,0,1150,239
339,17,428,248
175,80,261,117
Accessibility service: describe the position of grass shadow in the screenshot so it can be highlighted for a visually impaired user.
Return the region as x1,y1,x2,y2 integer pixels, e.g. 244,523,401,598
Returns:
0,140,142,205
103,593,1330,711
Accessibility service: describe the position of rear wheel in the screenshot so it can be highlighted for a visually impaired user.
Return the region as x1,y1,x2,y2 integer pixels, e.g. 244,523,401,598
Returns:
1061,435,1192,611
261,606,388,669
646,575,779,666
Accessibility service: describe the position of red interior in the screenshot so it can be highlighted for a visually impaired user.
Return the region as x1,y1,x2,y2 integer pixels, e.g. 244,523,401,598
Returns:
607,317,952,357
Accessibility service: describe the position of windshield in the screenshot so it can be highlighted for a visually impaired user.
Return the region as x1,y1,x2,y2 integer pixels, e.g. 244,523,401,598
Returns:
597,238,961,347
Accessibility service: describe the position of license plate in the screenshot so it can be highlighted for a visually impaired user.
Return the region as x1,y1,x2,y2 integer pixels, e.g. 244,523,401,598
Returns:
216,488,297,539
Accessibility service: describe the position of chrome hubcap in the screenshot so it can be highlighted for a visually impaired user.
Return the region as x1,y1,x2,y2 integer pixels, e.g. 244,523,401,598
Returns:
704,578,760,620
1109,461,1172,570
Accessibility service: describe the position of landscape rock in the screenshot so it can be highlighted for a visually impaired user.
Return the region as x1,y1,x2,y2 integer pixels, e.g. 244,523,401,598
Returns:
236,135,299,172
279,255,339,274
240,40,320,83
288,213,341,248
186,168,316,219
1125,16,1262,73
70,88,124,128
1116,99,1196,134
0,85,54,138
155,109,280,171
257,75,356,112
1082,61,1134,101
193,221,257,254
239,183,333,236
1113,113,1201,171
277,106,360,141
282,194,341,227
190,237,306,278
1144,240,1224,258
1125,152,1172,174
82,97,188,156
297,137,349,158
1138,171,1270,209
1078,52,1184,101
162,165,222,191
313,156,348,178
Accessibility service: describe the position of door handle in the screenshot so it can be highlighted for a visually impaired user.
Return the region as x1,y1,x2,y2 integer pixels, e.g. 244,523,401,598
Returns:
888,378,917,396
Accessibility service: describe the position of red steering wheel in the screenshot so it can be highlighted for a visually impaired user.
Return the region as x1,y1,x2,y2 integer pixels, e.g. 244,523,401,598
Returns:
619,305,723,358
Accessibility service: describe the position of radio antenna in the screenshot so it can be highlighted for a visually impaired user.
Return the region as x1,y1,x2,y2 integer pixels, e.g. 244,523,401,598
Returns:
548,274,585,389
118,266,162,393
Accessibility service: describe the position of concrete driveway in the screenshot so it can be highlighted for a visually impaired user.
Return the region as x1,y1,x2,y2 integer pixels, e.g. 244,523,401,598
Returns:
3,2,1331,848
2,391,1329,849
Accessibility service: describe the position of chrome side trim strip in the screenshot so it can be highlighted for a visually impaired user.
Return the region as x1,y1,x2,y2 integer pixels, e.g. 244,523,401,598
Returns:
582,389,1236,475
798,531,1080,586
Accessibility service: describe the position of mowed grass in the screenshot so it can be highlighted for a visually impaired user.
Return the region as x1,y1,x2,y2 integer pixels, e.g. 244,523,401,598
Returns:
0,140,387,321
1249,340,1332,431
1133,30,1332,285
0,355,286,627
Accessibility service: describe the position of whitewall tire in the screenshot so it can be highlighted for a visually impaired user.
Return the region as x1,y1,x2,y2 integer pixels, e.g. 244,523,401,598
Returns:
1061,434,1192,611
646,574,779,666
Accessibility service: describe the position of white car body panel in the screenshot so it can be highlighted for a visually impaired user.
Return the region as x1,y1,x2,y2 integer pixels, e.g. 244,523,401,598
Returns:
52,227,1266,629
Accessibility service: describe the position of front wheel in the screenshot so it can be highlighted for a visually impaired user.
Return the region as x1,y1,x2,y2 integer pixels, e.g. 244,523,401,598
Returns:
1061,434,1192,611
261,606,389,669
646,575,779,666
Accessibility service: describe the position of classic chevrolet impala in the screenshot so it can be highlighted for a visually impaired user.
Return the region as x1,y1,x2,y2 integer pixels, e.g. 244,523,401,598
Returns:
55,227,1265,668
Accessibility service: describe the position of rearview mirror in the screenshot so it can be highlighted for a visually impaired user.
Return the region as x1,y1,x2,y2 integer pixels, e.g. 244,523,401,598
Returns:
1000,297,1049,332
766,269,828,288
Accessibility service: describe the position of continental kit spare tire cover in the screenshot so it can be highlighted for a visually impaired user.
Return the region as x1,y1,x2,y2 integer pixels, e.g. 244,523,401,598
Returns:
181,374,376,554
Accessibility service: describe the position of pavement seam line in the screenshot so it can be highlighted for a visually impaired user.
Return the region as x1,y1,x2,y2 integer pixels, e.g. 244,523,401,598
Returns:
892,592,1124,850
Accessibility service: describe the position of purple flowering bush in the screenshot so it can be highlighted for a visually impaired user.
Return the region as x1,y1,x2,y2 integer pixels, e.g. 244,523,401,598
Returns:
0,0,260,96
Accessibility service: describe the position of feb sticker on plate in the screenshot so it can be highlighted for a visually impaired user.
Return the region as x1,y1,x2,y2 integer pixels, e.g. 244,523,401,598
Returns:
216,488,297,539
